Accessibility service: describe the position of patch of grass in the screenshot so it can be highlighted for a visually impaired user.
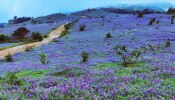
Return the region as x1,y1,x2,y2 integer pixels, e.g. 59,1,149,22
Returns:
131,78,150,85
92,62,147,77
93,62,145,70
16,69,50,78
116,68,131,76
93,62,119,70
127,78,151,98
49,68,88,77
116,62,148,77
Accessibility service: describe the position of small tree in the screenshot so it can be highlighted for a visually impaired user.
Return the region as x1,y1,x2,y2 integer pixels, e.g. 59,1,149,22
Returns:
0,34,10,43
106,33,111,38
165,39,171,48
113,45,132,67
12,27,29,39
113,45,146,67
32,32,43,41
81,51,89,63
79,25,86,31
39,53,49,64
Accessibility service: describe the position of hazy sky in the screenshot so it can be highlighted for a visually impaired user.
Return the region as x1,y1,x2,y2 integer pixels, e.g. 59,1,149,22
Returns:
0,0,175,22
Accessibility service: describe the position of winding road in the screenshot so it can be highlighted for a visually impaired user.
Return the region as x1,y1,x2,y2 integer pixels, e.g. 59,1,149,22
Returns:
0,24,66,59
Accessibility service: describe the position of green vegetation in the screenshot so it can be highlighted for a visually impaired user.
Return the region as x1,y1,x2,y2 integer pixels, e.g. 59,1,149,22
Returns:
0,34,10,43
165,39,171,48
60,30,69,37
43,34,49,38
16,69,50,78
93,62,119,70
2,72,22,86
12,27,30,39
93,62,147,76
106,32,111,38
39,53,49,64
79,25,86,31
81,51,89,63
32,32,43,41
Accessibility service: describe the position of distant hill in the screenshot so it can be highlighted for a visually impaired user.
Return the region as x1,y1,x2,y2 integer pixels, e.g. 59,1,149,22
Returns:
4,13,77,27
0,23,6,26
3,3,175,26
71,9,114,17
0,23,6,28
71,4,172,16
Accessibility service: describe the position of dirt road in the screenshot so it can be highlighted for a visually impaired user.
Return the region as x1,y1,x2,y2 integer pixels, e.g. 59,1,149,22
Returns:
0,24,65,59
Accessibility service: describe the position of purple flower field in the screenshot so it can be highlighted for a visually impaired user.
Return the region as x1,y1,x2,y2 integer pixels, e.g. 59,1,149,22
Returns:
0,10,175,99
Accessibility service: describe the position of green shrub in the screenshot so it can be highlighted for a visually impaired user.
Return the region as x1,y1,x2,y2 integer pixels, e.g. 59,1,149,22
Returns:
5,53,13,62
32,32,43,41
81,51,89,63
65,23,73,30
165,39,171,48
43,34,49,38
0,34,10,43
60,30,69,37
106,33,111,38
39,53,49,64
